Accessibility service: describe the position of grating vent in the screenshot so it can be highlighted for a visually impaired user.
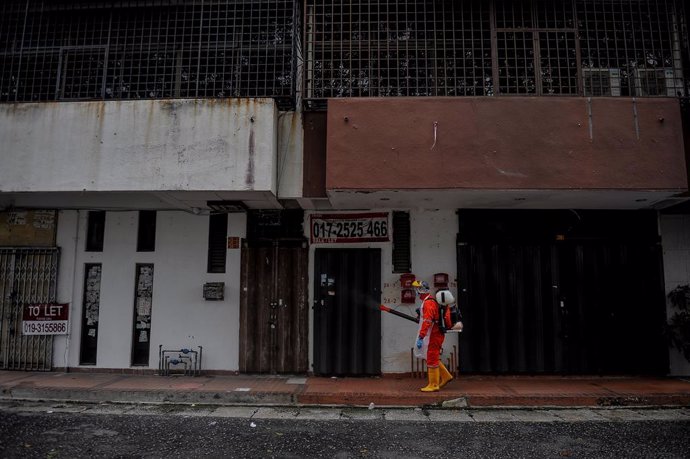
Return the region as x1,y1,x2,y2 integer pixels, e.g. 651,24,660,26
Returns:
246,210,305,242
207,201,247,213
583,68,621,97
207,213,228,274
392,211,411,273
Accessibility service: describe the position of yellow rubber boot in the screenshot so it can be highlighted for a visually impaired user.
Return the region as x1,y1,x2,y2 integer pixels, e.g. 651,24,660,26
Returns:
439,363,454,388
420,367,440,392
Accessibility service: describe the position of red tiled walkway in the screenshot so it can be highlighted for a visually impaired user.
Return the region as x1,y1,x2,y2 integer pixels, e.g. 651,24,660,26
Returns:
1,371,689,408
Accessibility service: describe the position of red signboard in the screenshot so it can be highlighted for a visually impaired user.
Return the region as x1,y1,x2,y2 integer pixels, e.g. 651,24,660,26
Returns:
22,303,69,335
310,212,390,243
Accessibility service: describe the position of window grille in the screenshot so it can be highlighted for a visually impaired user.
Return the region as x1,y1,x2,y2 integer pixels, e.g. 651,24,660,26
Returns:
0,0,298,109
304,0,494,107
577,0,686,97
304,0,688,107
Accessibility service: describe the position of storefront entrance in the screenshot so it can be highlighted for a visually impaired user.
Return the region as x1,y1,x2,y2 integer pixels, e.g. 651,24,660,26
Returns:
0,248,59,371
457,210,669,375
313,248,381,376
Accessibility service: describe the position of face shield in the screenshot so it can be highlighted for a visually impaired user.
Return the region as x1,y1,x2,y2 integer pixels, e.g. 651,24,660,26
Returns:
411,280,430,296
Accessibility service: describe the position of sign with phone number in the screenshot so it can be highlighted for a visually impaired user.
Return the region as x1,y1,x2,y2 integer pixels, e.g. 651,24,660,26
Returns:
22,303,69,335
310,212,390,243
23,321,68,335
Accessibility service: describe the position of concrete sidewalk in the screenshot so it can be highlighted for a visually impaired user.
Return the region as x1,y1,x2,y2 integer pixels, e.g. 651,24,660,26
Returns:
1,370,690,408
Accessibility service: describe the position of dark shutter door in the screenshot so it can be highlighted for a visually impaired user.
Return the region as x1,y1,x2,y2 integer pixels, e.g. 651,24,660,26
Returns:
457,210,669,375
313,249,381,376
458,243,562,373
558,241,668,374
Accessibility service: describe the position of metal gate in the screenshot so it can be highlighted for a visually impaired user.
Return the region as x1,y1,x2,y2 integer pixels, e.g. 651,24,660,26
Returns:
457,210,669,375
313,249,381,376
0,248,60,371
458,241,668,374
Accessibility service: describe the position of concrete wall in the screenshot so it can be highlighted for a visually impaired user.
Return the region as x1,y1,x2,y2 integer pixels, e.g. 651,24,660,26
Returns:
0,99,278,194
49,207,686,375
306,208,458,374
661,214,690,376
276,111,304,200
53,209,245,372
53,206,455,374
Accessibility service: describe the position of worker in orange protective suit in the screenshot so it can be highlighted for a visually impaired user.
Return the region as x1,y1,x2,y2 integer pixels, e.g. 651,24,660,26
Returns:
412,280,453,392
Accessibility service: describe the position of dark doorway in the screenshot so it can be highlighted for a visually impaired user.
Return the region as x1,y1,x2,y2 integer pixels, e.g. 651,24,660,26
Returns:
239,242,309,374
313,249,382,376
457,210,669,375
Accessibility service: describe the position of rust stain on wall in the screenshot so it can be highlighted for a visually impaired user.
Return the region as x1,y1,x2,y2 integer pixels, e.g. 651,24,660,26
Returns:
246,122,256,187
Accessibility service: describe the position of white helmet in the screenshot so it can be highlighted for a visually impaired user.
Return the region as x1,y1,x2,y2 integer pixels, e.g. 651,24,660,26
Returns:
435,289,455,305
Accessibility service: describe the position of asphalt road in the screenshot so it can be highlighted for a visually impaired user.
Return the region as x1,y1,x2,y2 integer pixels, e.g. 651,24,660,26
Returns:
0,402,689,458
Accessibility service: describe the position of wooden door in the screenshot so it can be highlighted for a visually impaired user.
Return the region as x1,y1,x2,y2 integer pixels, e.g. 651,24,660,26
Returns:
239,243,308,373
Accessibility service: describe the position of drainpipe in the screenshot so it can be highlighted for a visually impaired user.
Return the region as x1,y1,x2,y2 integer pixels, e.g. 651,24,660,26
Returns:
63,210,80,373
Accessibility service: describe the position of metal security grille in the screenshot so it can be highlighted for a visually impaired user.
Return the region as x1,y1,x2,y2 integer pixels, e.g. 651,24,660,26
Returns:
578,0,686,97
0,248,59,371
304,0,493,106
0,0,298,109
494,0,579,96
305,0,689,107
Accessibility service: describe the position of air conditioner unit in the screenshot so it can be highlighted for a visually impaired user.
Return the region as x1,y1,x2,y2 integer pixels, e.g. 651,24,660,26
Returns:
582,68,621,97
633,68,685,97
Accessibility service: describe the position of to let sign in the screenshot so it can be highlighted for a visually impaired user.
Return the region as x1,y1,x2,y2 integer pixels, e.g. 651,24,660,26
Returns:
22,303,69,335
310,212,390,243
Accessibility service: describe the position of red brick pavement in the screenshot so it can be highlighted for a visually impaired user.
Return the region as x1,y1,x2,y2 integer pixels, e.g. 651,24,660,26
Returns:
1,371,689,408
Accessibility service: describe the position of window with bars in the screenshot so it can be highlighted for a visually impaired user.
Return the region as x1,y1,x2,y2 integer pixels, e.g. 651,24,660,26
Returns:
304,0,494,103
0,0,298,109
577,0,686,97
494,0,579,96
304,0,688,106
2,1,688,107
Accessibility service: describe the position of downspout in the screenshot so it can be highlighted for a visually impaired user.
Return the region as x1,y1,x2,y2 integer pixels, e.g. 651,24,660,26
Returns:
63,210,80,372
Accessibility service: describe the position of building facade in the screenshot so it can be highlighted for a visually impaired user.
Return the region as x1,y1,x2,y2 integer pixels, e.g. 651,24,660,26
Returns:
1,0,689,376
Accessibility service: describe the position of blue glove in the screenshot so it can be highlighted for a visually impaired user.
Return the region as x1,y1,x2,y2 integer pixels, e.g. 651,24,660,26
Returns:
416,337,423,349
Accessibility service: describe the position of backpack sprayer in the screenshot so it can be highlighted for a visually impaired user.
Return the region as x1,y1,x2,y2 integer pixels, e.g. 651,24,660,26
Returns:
379,289,463,333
